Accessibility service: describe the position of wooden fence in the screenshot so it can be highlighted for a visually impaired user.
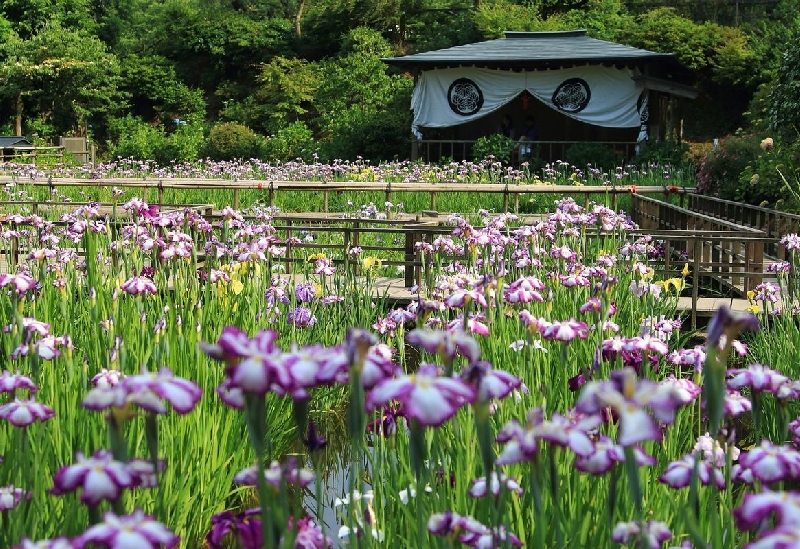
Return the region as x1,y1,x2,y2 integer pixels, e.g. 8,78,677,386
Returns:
414,139,638,164
0,175,691,213
631,193,769,325
0,208,452,289
688,194,800,260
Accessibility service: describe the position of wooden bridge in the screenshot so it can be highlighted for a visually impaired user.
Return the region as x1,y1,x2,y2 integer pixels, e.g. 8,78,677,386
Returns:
1,176,794,328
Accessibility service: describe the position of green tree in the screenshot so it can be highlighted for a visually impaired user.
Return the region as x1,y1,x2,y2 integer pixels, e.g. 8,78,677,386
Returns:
1,0,96,38
0,21,124,137
120,54,206,126
471,0,542,37
253,56,319,133
768,24,800,137
559,0,634,41
313,27,413,159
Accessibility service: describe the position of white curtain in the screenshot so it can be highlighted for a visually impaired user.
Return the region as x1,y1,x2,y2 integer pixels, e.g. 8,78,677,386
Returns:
411,65,643,138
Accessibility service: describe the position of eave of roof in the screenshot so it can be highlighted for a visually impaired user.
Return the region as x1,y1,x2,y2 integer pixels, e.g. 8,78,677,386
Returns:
633,75,699,99
382,30,679,71
0,136,33,148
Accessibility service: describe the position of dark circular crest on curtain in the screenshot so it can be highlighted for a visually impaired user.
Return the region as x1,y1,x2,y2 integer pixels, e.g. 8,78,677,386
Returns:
552,78,591,113
447,78,484,116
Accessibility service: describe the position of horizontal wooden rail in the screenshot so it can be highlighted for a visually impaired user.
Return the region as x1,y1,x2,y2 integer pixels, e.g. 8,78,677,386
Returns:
689,194,800,260
415,139,638,164
0,207,452,288
0,175,695,214
631,194,770,328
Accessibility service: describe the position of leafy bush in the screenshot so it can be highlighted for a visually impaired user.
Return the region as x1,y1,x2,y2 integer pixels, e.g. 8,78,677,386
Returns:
106,115,164,161
737,136,800,208
768,29,800,138
472,134,516,163
201,122,264,161
694,133,761,197
158,124,204,165
262,121,318,161
564,142,619,171
105,115,203,163
635,140,692,169
694,132,800,208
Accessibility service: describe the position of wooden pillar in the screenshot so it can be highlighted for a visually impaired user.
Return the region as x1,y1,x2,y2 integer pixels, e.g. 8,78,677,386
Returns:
404,229,416,288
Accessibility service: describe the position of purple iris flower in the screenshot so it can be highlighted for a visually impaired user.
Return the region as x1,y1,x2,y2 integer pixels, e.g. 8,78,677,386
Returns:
0,485,31,511
287,307,317,328
367,364,476,427
0,370,38,394
294,282,317,303
575,367,686,446
12,538,74,549
72,509,179,548
51,450,138,505
0,397,55,427
737,440,800,483
611,520,672,548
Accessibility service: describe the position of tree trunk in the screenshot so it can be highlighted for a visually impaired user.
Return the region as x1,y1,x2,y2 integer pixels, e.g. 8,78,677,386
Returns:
14,93,22,136
295,0,305,38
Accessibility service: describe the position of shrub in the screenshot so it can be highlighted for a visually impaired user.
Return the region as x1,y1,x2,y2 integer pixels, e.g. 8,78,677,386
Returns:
635,140,692,169
106,114,164,161
564,142,619,171
201,122,264,161
262,121,317,162
157,123,204,165
694,133,761,197
738,136,800,208
695,133,800,208
472,134,516,163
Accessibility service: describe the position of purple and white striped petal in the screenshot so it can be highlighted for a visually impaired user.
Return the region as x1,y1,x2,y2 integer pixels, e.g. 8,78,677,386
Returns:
0,370,38,393
467,472,523,498
738,441,800,483
734,491,800,531
368,367,475,427
74,509,179,549
0,397,55,427
13,537,74,549
51,450,136,505
123,367,202,414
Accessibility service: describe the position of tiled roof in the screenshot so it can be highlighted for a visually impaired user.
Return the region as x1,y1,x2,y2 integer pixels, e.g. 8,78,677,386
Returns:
0,136,33,148
383,30,677,70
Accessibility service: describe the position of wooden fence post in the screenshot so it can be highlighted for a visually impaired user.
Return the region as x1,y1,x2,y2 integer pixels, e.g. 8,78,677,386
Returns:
404,229,416,288
692,237,701,330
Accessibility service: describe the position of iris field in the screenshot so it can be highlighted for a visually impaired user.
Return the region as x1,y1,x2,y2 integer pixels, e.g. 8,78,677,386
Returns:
1,158,800,549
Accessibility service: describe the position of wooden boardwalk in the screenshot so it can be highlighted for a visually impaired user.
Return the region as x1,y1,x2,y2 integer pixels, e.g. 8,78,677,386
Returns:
361,276,755,319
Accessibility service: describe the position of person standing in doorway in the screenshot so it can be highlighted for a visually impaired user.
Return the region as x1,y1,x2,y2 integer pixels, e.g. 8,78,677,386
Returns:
498,114,515,139
518,116,539,156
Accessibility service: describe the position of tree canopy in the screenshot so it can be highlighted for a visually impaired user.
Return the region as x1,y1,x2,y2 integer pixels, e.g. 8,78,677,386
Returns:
0,0,797,160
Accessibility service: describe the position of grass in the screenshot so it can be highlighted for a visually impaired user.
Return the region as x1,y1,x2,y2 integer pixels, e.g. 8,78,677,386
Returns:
3,158,797,549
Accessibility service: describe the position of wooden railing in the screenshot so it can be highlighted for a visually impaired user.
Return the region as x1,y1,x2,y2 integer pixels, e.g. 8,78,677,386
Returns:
688,194,800,260
631,194,769,322
0,146,68,163
2,191,779,326
414,139,638,163
0,208,452,289
0,176,691,214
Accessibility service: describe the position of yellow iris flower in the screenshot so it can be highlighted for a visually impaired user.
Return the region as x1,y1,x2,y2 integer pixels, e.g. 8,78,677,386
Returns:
362,256,383,271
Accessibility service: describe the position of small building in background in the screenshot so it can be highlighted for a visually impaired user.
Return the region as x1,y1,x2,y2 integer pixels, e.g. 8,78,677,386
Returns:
0,136,34,162
382,30,697,163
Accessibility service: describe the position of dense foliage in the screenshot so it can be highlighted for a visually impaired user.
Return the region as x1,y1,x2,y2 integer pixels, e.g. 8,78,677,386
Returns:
0,0,799,173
